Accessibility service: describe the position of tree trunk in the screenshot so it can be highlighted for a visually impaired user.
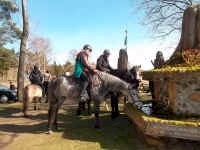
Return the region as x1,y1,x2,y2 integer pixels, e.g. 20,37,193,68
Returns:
168,5,200,65
118,49,128,72
17,0,29,101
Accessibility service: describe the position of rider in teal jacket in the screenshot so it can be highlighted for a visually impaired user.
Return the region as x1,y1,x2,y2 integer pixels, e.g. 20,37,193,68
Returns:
73,44,97,101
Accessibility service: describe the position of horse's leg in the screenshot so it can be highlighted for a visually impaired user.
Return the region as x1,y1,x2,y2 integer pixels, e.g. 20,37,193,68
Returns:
37,97,42,110
94,98,100,129
45,87,48,103
33,98,37,110
114,96,119,117
76,101,83,115
87,89,92,115
82,101,86,110
111,93,116,119
23,97,30,117
48,103,58,133
87,98,92,115
54,97,65,130
53,106,59,130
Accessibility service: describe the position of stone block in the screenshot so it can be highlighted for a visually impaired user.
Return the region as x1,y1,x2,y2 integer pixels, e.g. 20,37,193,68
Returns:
189,92,200,102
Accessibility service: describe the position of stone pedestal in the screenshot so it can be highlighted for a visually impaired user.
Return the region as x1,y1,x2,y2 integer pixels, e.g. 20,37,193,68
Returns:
124,103,200,141
143,70,200,115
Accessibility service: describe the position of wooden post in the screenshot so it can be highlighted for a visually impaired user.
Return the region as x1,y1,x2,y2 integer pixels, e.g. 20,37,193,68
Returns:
117,49,128,72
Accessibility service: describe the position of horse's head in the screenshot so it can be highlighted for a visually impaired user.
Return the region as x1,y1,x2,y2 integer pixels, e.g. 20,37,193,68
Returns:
126,84,143,109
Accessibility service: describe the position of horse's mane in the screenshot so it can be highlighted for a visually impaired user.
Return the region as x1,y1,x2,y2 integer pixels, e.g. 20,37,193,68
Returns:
97,71,128,88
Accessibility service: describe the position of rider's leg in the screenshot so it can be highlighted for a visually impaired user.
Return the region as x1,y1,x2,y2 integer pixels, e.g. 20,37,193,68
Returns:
38,82,45,97
80,72,89,102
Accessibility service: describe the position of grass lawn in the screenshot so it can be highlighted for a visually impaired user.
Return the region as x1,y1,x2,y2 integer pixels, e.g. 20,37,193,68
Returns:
0,100,200,150
0,102,154,150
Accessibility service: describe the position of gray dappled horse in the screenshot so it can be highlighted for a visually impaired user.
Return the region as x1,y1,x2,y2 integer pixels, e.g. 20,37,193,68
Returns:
77,69,139,118
110,69,139,118
47,71,140,133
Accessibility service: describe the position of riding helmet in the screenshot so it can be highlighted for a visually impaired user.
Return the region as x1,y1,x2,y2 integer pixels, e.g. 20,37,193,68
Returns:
83,44,92,51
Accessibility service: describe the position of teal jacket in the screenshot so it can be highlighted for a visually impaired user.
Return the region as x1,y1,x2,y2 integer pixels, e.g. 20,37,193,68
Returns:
73,51,93,78
73,61,83,78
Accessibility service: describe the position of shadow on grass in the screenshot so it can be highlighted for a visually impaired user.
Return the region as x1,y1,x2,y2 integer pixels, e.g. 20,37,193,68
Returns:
0,103,148,150
0,104,22,118
60,108,148,150
0,122,47,134
2,104,199,150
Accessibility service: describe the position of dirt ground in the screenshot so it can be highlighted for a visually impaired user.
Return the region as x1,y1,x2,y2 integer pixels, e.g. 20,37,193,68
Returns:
0,101,200,150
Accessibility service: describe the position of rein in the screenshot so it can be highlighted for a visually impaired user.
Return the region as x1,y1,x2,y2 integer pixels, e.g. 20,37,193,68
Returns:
96,71,103,82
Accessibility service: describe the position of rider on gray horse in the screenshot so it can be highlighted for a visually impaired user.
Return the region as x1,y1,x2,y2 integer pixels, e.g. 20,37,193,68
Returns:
96,49,120,118
96,49,113,73
73,44,97,102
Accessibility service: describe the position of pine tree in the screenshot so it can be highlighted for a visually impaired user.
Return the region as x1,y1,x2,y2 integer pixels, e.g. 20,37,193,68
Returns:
0,0,21,46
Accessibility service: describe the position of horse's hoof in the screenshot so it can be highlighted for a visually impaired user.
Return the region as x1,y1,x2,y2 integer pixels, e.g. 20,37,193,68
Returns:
111,115,116,119
111,113,117,119
23,114,29,118
111,112,120,119
94,124,101,129
76,110,81,116
87,112,92,116
55,126,58,131
48,130,53,134
115,112,120,118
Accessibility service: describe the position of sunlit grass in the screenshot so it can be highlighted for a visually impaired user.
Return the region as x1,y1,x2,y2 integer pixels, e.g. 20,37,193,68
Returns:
0,102,152,150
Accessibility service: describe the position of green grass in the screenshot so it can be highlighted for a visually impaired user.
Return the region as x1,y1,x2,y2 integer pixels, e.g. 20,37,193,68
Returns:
0,102,153,150
1,102,200,150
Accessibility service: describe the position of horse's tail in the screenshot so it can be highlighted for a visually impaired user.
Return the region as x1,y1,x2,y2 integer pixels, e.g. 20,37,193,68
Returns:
22,86,29,117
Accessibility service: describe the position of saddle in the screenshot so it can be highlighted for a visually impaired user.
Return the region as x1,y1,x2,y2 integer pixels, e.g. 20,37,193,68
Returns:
66,75,82,85
88,73,102,88
66,73,102,88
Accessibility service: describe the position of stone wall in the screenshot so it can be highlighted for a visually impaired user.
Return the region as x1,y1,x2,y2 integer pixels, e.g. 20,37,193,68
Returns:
175,76,200,115
152,72,200,116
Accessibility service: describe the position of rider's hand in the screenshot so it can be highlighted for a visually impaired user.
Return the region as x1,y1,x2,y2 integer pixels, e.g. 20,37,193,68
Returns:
93,69,98,73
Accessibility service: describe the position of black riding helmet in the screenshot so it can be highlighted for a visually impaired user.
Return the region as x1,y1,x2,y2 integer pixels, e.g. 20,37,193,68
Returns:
83,44,92,52
33,63,39,70
103,49,110,55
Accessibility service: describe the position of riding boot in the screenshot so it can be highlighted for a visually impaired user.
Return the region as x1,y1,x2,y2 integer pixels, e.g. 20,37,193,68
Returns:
80,81,89,102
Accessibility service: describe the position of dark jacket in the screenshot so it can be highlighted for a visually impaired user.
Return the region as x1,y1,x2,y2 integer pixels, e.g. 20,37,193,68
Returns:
96,55,112,72
29,67,43,85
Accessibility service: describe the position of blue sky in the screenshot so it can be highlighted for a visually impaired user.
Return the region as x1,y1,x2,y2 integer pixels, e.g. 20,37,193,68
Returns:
13,0,178,70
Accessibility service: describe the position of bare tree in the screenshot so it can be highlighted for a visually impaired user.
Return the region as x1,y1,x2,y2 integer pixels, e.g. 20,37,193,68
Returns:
137,0,197,38
67,49,77,63
26,35,52,73
167,4,200,64
17,0,29,101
